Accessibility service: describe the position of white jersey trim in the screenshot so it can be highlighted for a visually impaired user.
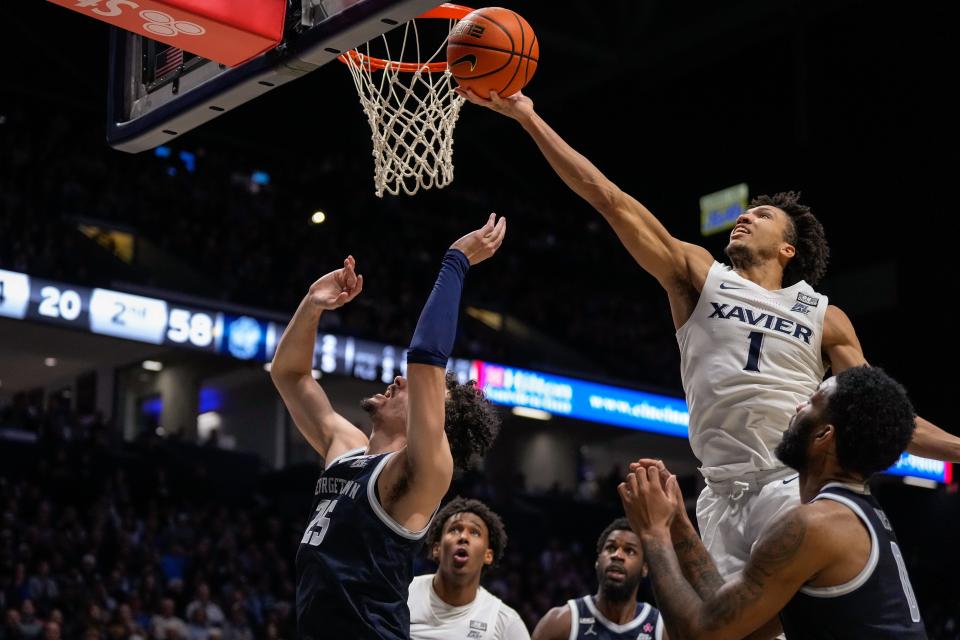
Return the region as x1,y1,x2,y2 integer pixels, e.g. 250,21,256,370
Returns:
324,446,367,471
565,600,578,640
655,615,665,640
799,492,879,597
584,596,650,633
366,451,434,540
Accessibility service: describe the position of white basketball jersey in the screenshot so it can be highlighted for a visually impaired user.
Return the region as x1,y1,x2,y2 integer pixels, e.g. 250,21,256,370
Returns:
408,574,530,640
677,261,828,481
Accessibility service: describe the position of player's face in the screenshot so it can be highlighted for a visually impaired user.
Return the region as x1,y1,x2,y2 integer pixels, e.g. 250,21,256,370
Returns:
596,530,646,602
726,205,795,261
360,376,408,428
776,377,837,472
434,512,493,580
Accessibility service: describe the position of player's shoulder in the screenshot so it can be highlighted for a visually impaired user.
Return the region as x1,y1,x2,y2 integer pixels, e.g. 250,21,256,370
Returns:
410,573,434,589
495,600,530,639
408,573,434,600
531,603,571,640
764,500,855,557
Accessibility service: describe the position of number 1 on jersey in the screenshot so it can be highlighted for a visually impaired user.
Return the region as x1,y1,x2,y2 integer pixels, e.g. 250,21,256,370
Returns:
744,331,764,372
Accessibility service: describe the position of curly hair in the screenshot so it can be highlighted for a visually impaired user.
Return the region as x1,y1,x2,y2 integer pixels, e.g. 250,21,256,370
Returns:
444,372,501,470
750,191,829,287
425,496,508,570
827,366,916,478
596,517,634,555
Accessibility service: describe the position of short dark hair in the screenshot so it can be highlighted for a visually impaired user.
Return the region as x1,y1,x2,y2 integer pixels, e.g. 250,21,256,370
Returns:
827,366,916,478
426,496,508,569
596,517,634,555
444,373,501,470
751,191,829,286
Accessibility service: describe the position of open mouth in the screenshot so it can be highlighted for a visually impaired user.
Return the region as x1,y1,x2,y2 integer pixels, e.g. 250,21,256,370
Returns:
452,548,470,566
605,566,626,579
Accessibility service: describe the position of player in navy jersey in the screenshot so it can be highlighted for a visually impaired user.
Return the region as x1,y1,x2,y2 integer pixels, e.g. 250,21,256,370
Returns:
532,518,666,640
618,366,927,639
270,214,506,639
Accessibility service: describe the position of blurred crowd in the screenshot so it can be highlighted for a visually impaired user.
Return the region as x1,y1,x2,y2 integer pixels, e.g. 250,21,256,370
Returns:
1,403,959,639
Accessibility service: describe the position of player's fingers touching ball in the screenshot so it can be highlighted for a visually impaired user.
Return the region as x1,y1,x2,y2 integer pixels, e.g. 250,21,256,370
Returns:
447,7,538,98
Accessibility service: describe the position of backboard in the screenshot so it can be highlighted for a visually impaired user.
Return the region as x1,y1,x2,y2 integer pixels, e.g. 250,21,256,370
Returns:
107,0,445,152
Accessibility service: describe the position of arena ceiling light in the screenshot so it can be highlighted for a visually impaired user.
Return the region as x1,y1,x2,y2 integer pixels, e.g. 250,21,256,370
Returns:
142,360,164,371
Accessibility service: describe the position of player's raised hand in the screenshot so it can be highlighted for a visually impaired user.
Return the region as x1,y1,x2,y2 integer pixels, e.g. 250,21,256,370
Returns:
450,213,507,266
456,88,535,121
629,459,688,528
618,465,676,536
307,256,364,310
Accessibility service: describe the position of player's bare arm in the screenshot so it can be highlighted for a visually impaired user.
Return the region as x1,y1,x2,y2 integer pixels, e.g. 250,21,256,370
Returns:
379,214,507,532
530,605,570,640
458,88,712,326
619,466,836,640
271,256,368,462
824,305,960,461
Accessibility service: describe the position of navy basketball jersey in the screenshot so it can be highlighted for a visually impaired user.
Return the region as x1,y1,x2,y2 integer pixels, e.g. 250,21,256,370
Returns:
566,596,664,640
296,448,433,640
780,483,928,639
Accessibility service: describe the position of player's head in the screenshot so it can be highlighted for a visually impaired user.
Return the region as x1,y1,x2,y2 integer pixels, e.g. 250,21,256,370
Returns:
361,373,500,468
725,191,829,287
426,497,507,582
360,375,409,432
595,518,646,602
442,373,502,469
776,366,915,479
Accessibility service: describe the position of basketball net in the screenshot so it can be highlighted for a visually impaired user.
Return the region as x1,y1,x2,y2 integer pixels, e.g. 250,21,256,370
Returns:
340,7,469,197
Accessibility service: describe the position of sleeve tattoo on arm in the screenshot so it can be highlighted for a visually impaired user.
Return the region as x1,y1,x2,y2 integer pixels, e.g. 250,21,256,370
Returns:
702,511,807,630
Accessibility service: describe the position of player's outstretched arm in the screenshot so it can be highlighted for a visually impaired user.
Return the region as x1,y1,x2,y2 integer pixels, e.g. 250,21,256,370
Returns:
379,214,507,531
271,257,367,463
458,88,712,293
824,305,960,461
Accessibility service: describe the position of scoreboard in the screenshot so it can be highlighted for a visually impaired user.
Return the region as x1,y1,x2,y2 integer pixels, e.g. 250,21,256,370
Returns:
1,268,950,484
0,268,461,383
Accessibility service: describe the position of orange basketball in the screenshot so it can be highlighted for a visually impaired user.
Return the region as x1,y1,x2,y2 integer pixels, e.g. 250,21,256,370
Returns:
446,7,538,98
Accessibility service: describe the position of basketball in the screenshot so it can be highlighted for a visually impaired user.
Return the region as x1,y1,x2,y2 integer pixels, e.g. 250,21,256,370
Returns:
446,7,538,98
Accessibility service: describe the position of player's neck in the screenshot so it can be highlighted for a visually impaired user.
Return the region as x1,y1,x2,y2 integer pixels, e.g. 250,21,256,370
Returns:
431,571,479,608
594,591,637,625
733,261,785,291
366,428,406,455
799,468,867,502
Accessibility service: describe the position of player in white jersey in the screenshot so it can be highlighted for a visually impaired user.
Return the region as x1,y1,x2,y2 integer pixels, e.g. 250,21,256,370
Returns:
409,497,529,640
458,90,960,585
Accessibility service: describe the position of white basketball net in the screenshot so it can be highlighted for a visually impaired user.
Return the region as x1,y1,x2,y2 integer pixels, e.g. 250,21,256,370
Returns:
342,18,465,197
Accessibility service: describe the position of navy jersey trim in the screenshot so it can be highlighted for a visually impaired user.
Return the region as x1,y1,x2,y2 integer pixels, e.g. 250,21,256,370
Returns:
366,451,435,540
324,446,367,471
583,595,650,633
799,492,879,597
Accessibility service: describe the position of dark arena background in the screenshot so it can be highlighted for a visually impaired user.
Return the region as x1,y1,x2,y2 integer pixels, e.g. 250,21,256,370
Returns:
2,0,957,638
